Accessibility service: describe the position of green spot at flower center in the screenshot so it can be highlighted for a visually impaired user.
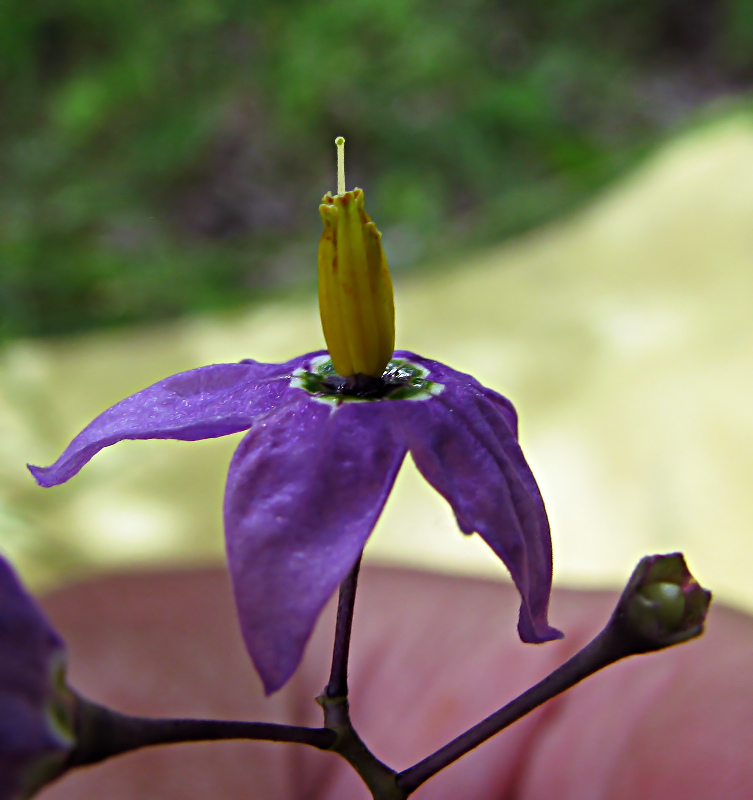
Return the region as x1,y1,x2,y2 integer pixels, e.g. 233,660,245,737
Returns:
291,356,443,404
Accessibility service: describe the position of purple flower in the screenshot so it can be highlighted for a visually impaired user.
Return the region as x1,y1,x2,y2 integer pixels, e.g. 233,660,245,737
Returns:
29,350,562,694
31,142,562,694
0,556,74,800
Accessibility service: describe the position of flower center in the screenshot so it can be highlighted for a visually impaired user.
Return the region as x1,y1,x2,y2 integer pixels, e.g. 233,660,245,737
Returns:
292,356,443,404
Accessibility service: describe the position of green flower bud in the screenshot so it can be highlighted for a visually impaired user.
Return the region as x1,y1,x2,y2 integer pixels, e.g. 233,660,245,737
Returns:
618,553,711,648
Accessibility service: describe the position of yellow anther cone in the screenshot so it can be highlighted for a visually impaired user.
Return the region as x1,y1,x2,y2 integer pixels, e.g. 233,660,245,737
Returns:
317,185,395,379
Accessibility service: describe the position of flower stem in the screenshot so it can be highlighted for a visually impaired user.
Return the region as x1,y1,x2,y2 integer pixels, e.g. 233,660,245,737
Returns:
396,626,629,792
318,556,407,799
318,692,405,800
325,554,362,699
66,695,335,770
396,550,712,795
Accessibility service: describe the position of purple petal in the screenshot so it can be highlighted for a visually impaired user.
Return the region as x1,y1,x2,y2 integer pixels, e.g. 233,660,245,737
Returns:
28,355,321,488
396,351,520,436
393,356,562,644
0,557,73,799
224,394,406,694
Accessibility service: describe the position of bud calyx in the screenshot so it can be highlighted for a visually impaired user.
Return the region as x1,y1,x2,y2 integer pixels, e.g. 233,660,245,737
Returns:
618,553,711,648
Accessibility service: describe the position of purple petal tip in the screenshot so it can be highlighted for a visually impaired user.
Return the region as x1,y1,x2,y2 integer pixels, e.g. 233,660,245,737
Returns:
519,620,565,644
27,463,54,488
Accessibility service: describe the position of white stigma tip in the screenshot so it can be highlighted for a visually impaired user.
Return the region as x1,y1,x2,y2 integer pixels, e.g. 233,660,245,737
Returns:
335,136,345,195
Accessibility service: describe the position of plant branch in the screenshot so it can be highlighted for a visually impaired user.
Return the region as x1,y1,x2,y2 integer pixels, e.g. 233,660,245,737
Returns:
57,553,708,800
397,552,711,794
326,554,362,699
318,693,405,800
317,555,408,798
397,625,626,792
66,695,335,770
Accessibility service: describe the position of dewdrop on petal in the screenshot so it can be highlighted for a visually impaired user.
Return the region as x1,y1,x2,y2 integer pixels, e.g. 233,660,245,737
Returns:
318,137,395,379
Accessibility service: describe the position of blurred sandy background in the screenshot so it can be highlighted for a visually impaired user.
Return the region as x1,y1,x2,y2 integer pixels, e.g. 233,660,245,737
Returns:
2,113,753,615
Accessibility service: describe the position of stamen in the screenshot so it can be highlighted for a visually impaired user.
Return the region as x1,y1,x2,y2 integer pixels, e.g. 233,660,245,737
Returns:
318,137,395,378
335,136,346,195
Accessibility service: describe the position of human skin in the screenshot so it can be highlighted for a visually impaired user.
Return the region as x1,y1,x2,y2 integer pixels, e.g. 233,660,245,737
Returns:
36,566,753,800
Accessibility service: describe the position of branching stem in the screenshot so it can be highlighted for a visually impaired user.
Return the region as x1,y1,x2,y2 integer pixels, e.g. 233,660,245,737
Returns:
56,554,708,800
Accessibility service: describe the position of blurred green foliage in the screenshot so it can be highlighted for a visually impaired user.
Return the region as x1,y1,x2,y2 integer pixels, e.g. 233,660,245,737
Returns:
1,0,751,340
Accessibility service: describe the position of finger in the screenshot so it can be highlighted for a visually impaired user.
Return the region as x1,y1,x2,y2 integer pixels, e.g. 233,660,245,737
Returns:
37,567,753,800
